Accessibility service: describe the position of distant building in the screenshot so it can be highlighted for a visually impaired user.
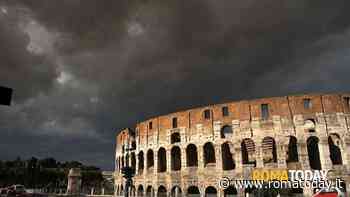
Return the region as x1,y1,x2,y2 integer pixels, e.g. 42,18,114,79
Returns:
102,171,114,195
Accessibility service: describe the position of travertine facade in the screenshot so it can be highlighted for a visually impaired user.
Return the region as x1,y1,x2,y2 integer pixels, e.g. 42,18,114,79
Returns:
114,93,350,197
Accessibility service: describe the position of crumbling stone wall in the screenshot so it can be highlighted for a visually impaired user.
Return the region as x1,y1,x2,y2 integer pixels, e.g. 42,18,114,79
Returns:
114,93,350,197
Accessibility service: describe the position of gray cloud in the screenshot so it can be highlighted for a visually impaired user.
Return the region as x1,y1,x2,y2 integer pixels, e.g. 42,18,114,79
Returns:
1,0,350,169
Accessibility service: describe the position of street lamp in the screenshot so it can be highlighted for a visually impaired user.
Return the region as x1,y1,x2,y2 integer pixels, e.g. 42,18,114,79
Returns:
0,86,13,106
121,147,135,197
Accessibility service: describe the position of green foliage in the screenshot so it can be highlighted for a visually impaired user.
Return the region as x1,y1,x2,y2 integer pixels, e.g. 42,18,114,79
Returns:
0,157,102,192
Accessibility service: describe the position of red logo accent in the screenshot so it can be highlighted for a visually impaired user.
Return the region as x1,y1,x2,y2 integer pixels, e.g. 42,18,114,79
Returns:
313,191,338,197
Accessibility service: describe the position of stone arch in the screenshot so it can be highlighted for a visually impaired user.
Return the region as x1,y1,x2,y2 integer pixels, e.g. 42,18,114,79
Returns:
203,142,216,167
171,146,181,171
137,185,144,197
220,125,233,139
131,152,136,171
286,136,299,163
146,186,154,197
170,186,182,197
305,119,316,133
171,132,181,144
241,138,256,165
158,147,167,173
138,151,144,174
205,186,217,197
187,186,200,196
221,142,235,170
307,136,321,170
157,186,167,197
224,186,237,196
328,133,343,165
186,144,198,167
262,136,277,164
147,149,154,170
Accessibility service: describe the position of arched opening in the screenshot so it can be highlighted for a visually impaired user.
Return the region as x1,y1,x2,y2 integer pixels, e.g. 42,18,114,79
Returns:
203,109,211,119
132,141,136,150
186,144,198,167
205,186,217,197
147,150,154,170
125,154,129,167
222,142,235,170
328,134,343,165
131,152,136,172
171,146,181,171
138,151,144,174
137,185,144,197
171,132,181,144
120,185,124,196
187,186,200,197
224,186,237,197
307,136,321,170
220,125,233,139
286,136,299,163
122,157,125,168
262,137,277,164
340,180,347,194
146,186,154,197
157,186,167,197
203,142,216,167
170,186,182,197
131,186,136,197
241,138,256,166
158,147,167,173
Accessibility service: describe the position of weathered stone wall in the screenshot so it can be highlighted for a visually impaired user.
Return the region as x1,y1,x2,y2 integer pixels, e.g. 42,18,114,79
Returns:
114,93,350,197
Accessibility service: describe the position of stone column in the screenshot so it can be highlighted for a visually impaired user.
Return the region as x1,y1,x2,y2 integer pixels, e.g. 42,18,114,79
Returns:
303,187,314,197
237,188,245,197
181,147,187,169
234,144,242,172
216,144,223,170
154,189,157,197
343,138,350,171
175,187,180,197
198,145,205,169
319,137,332,170
255,145,264,168
66,168,82,195
298,142,310,170
144,152,148,176
135,153,139,175
154,151,158,174
277,144,287,168
167,148,172,172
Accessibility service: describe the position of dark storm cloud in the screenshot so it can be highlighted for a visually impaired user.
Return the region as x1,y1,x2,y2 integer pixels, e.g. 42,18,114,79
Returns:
1,0,350,169
0,3,58,101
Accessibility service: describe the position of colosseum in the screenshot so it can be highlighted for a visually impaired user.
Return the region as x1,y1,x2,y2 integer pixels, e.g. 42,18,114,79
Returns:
114,93,350,197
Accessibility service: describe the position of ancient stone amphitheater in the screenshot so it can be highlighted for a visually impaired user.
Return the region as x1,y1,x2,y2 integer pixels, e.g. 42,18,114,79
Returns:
114,93,350,197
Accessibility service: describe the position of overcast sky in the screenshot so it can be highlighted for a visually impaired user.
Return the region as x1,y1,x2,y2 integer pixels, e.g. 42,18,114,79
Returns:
1,0,350,170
